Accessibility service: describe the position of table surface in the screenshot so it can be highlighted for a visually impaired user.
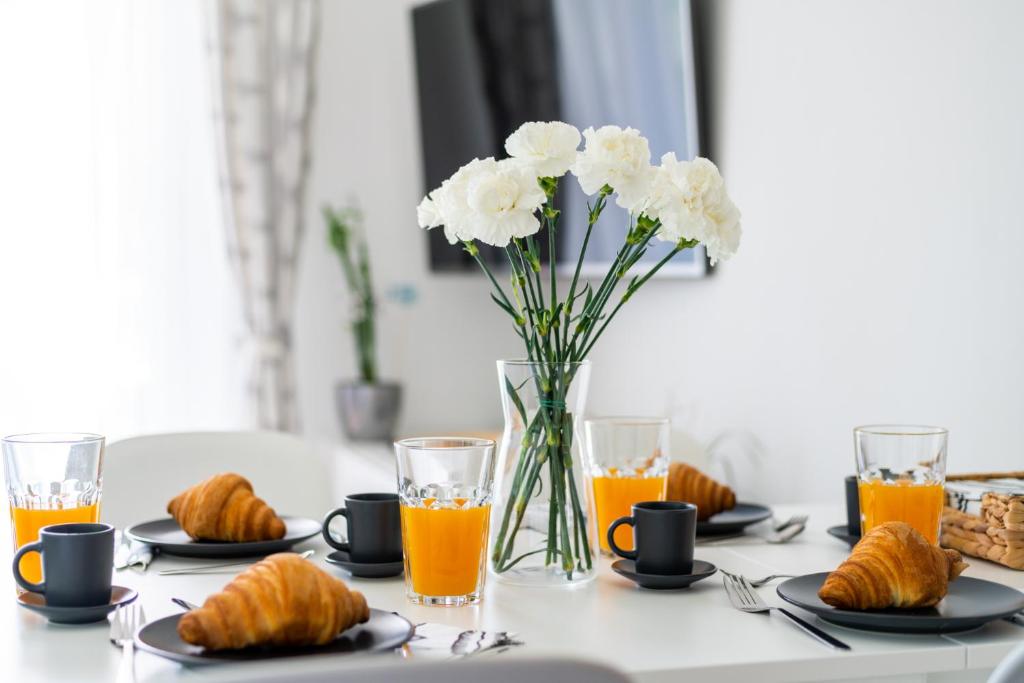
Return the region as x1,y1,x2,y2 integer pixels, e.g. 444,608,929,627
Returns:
4,446,1024,683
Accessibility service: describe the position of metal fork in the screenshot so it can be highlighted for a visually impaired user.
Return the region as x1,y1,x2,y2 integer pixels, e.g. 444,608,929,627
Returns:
723,573,850,650
721,569,797,587
109,603,147,682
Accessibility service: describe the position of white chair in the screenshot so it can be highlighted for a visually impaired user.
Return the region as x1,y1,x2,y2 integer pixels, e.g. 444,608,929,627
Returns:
989,641,1024,683
216,657,631,683
102,431,333,530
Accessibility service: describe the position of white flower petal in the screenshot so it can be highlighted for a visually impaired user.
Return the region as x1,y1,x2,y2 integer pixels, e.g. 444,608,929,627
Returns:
570,125,653,212
416,196,442,228
505,121,581,178
646,153,741,262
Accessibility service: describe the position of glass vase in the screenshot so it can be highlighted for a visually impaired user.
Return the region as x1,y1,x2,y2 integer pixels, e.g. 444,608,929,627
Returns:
489,360,595,586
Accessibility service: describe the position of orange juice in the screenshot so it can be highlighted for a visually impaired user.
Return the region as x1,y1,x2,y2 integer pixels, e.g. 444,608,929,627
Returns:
858,479,943,544
400,500,490,597
10,503,100,584
592,474,667,553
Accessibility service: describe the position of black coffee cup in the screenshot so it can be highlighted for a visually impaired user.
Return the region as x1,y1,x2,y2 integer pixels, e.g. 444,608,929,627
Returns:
322,493,402,563
12,522,114,607
845,475,861,536
608,501,697,575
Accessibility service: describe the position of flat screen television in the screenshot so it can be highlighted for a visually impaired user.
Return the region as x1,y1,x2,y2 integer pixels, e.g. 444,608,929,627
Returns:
412,0,707,277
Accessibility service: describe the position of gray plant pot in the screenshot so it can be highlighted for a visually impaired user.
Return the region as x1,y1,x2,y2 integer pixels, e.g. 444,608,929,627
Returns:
335,381,402,442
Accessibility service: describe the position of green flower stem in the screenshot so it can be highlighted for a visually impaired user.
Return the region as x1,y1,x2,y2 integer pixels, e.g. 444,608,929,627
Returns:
561,193,607,352
466,243,516,315
577,239,692,359
570,222,663,361
490,414,541,566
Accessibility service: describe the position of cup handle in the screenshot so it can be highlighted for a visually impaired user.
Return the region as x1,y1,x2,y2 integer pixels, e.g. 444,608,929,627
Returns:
12,541,45,593
607,516,637,560
321,508,350,552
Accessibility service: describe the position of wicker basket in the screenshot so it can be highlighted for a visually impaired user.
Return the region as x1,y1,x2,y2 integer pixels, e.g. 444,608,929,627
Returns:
941,472,1024,570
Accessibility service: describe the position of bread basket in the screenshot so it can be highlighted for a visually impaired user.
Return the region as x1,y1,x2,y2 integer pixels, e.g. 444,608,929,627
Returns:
942,471,1024,570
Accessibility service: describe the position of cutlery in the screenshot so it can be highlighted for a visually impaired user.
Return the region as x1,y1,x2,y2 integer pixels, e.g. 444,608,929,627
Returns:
449,630,523,658
723,573,850,650
158,549,314,575
172,598,200,611
1005,612,1024,627
109,603,148,682
721,570,797,587
772,514,809,532
699,522,806,546
767,522,806,544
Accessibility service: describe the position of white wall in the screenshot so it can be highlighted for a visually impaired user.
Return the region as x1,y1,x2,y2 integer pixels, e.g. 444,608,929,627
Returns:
296,0,1024,503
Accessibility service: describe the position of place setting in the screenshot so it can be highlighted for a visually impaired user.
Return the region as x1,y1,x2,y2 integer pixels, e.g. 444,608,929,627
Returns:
607,501,717,590
321,493,404,579
124,473,321,560
13,521,138,625
737,426,1024,641
133,553,415,665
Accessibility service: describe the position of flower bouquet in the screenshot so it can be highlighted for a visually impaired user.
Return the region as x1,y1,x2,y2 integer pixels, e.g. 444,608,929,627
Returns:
418,122,740,585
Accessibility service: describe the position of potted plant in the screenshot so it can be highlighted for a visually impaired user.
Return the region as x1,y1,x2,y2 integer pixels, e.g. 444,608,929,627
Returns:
325,205,401,441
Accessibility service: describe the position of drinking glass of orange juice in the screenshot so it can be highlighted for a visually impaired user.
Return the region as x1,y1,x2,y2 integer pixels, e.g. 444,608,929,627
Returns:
395,437,495,606
854,425,947,544
584,417,669,555
3,433,104,588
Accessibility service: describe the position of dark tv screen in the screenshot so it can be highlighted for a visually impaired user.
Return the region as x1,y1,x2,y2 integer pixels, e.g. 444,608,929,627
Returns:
412,0,706,277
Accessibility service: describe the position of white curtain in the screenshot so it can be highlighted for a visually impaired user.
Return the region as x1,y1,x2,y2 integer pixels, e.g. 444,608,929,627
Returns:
205,0,319,432
0,1,245,439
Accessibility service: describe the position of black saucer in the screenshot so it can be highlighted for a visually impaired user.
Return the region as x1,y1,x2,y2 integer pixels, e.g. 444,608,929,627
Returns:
827,525,861,548
611,559,717,590
324,550,403,578
17,585,138,624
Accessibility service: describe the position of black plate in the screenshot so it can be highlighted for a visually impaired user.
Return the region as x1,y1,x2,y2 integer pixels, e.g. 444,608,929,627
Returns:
135,608,414,664
695,503,772,536
827,525,861,548
126,516,320,558
17,585,138,625
324,550,404,578
777,573,1024,634
611,559,717,590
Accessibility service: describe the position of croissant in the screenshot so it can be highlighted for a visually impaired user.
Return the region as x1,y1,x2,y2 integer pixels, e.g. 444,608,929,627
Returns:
665,462,736,520
819,521,968,610
178,553,370,650
168,473,286,542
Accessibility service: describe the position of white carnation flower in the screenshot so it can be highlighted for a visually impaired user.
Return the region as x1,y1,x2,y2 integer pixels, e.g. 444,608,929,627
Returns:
504,121,581,178
464,157,546,247
417,157,545,247
571,125,654,212
646,153,741,264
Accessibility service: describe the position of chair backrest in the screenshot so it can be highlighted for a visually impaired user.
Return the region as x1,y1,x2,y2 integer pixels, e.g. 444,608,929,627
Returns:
215,657,630,683
989,641,1024,683
102,431,332,530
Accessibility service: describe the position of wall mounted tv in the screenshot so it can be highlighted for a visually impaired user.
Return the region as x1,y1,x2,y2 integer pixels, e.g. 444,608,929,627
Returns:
412,0,706,277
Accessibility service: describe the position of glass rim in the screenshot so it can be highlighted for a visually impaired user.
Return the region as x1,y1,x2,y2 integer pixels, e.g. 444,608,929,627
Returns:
497,359,591,368
584,416,670,427
854,424,948,437
2,432,105,445
394,436,496,451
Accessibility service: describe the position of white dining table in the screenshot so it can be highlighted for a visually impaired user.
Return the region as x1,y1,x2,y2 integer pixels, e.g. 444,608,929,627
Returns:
3,444,1023,683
